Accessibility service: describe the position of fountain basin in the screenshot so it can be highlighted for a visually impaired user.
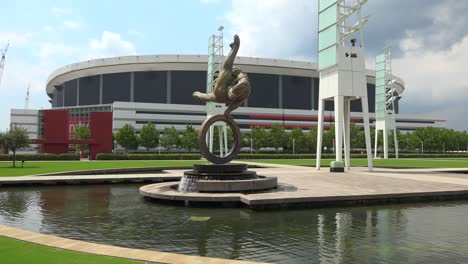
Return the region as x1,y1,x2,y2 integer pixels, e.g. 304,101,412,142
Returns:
177,163,277,193
196,176,277,192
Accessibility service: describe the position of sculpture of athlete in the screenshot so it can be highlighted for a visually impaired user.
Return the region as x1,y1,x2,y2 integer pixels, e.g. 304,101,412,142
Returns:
193,34,251,115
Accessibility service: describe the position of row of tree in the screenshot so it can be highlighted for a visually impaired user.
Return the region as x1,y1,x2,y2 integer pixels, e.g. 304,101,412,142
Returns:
0,127,31,167
114,123,198,153
113,123,468,154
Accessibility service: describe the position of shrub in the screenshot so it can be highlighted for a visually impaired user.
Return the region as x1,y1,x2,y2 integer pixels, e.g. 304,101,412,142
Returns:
96,153,201,160
0,154,80,161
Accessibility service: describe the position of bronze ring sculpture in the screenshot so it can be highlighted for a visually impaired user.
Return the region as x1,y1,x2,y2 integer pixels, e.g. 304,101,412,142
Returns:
198,114,241,164
194,34,250,164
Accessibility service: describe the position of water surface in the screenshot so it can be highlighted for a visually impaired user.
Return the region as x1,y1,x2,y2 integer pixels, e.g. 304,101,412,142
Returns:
1,184,467,263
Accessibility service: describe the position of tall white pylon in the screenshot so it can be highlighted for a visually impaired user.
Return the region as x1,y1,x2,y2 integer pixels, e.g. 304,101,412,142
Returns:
374,45,399,159
316,0,373,171
205,26,228,157
25,83,30,109
0,42,10,88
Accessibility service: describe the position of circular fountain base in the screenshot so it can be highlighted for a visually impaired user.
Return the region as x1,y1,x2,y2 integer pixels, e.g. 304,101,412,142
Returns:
178,163,277,193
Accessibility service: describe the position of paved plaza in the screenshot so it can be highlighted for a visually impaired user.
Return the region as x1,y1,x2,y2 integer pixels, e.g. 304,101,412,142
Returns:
140,163,468,208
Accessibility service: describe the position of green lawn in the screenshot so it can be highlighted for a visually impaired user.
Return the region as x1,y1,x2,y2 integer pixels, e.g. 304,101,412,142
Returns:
0,236,144,264
250,158,468,168
0,160,203,177
1,158,467,177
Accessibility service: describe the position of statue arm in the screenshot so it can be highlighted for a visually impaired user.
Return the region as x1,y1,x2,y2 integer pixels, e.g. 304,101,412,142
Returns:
223,34,240,71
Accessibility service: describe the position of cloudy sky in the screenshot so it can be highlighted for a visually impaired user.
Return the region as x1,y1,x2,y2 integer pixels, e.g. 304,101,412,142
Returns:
0,0,467,130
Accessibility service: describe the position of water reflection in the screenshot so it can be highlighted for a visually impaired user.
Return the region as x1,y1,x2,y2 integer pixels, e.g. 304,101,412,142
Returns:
1,185,468,263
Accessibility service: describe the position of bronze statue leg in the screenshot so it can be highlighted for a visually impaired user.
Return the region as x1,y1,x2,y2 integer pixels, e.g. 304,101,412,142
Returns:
224,100,243,116
193,91,216,102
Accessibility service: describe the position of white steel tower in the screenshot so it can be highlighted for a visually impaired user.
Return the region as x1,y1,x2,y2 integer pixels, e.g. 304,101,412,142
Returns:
25,83,30,109
374,45,399,159
316,0,373,171
206,26,229,156
0,42,9,88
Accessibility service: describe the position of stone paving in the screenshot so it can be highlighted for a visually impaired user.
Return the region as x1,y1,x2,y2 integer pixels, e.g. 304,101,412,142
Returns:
141,162,468,208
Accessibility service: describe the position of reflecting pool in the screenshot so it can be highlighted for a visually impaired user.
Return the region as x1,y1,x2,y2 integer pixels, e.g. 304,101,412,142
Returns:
1,184,468,263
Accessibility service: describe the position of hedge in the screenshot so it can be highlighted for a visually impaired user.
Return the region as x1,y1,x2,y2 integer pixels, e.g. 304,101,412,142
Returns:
388,153,468,158
95,153,362,160
96,153,202,160
95,152,468,160
0,154,80,161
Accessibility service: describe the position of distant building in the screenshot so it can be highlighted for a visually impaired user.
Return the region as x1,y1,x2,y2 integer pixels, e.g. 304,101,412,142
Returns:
10,55,446,156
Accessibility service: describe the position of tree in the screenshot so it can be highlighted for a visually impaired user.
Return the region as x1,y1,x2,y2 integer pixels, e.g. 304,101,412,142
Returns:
322,125,335,152
306,128,318,153
289,127,307,153
73,125,91,154
115,124,139,153
241,132,251,148
268,124,288,152
139,123,159,151
3,127,31,168
349,122,363,149
160,126,180,151
180,124,198,152
0,132,7,154
250,126,268,152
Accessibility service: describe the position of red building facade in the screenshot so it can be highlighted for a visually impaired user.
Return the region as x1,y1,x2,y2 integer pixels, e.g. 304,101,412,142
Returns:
34,108,112,160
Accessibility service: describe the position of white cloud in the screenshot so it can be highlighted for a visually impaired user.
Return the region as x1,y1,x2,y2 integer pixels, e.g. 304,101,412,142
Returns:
0,32,35,47
87,31,136,59
399,31,423,52
394,34,468,130
63,20,81,30
200,0,220,4
51,7,71,17
38,42,79,61
225,0,316,60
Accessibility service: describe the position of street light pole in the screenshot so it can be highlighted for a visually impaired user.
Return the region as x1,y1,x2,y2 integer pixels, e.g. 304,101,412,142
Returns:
250,138,253,155
421,141,424,154
293,139,295,155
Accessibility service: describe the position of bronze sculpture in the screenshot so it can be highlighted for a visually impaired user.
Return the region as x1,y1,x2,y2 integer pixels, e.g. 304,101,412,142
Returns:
195,34,251,164
193,34,251,115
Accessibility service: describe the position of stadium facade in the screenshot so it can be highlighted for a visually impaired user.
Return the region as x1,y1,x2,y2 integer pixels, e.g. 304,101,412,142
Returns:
10,55,446,155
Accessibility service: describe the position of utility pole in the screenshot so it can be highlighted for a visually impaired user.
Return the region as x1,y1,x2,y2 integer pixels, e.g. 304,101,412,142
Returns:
0,42,10,88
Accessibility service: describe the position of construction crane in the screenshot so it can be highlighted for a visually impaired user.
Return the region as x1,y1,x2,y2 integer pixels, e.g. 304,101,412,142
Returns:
25,83,30,109
0,42,9,88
